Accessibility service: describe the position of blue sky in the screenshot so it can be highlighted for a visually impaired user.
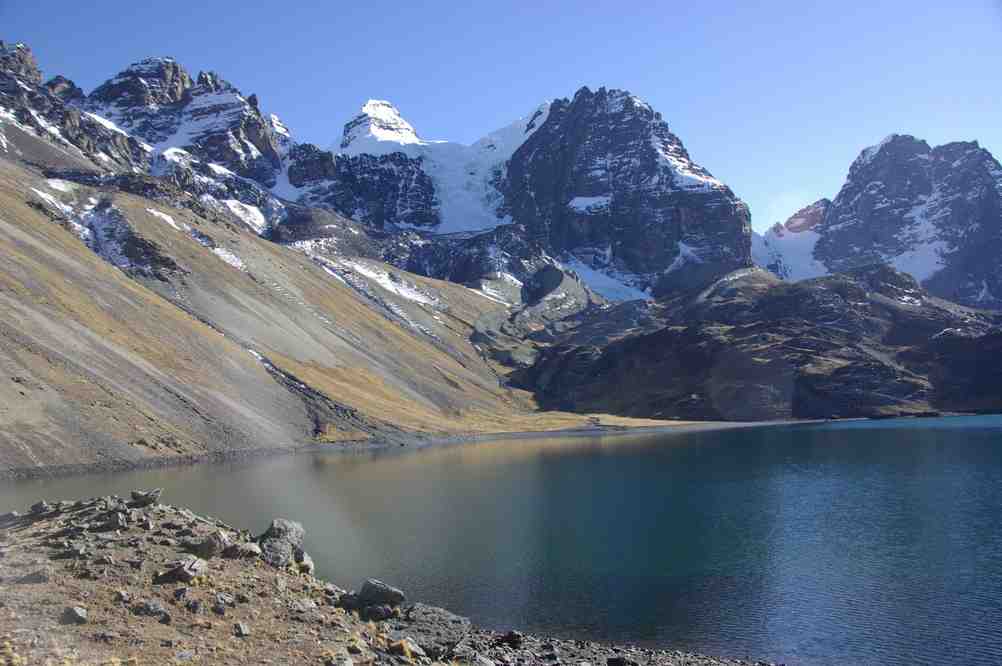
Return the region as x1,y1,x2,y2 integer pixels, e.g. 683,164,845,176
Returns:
4,1,1001,231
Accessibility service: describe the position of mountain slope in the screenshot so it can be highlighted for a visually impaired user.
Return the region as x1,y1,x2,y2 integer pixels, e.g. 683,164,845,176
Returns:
519,265,1002,420
1,101,655,476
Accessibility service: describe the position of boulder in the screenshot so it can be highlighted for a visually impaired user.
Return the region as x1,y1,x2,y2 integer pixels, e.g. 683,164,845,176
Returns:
257,519,305,568
132,599,171,624
190,530,231,559
129,488,163,507
390,603,472,660
154,556,207,584
357,578,406,608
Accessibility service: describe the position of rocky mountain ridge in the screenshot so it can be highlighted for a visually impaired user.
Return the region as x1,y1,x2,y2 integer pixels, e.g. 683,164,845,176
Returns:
755,134,1002,309
520,264,1002,420
4,41,756,304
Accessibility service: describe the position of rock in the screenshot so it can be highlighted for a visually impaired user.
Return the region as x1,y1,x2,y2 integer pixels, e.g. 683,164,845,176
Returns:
289,598,317,614
30,500,51,514
360,604,394,622
154,556,207,584
190,530,231,559
295,547,315,575
257,519,305,568
324,657,353,666
388,638,426,659
16,569,50,584
357,578,406,608
132,599,171,624
0,510,19,526
497,631,524,649
101,512,127,531
233,622,251,637
391,604,472,660
222,541,262,559
607,658,640,666
129,488,162,508
60,606,88,624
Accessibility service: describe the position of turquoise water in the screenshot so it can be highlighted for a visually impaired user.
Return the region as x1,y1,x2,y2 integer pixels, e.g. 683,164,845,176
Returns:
4,416,1002,664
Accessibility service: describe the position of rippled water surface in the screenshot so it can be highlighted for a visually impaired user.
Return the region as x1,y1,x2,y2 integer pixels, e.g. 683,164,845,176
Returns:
4,416,1002,664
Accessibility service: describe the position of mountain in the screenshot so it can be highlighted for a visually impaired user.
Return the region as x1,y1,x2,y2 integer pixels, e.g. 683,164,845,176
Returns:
2,42,671,476
4,38,1001,477
501,87,751,296
14,45,754,304
519,265,1002,420
755,135,1002,309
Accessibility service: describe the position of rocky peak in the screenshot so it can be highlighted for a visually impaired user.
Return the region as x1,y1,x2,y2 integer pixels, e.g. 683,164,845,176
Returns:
0,40,41,85
339,99,423,154
780,199,830,234
90,57,193,109
43,75,84,103
758,133,1002,310
195,70,235,93
501,85,750,295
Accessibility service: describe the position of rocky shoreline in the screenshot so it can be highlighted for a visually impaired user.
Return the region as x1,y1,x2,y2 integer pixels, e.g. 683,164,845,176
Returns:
0,490,772,665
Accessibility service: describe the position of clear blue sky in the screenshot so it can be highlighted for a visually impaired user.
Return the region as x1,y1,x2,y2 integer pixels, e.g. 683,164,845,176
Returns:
4,1,1001,230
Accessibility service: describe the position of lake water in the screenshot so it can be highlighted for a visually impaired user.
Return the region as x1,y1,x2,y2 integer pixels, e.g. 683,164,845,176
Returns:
3,416,1002,665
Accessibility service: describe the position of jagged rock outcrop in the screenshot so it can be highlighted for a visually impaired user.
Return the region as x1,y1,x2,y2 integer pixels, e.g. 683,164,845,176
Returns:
520,265,1001,420
85,59,284,185
0,41,148,170
755,135,1002,309
501,86,752,295
286,143,438,228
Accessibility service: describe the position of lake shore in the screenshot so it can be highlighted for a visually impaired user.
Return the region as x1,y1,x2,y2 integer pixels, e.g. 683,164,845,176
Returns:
0,418,801,482
0,491,772,665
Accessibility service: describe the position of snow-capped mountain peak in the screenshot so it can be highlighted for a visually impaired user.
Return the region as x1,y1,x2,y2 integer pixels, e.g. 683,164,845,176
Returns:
472,101,551,155
339,99,425,155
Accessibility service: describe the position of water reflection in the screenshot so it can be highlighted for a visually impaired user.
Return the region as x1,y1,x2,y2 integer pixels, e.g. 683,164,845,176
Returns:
2,417,1002,665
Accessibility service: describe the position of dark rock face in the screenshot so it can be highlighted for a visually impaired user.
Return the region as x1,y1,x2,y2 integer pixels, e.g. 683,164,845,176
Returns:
287,144,438,228
44,75,85,103
86,59,283,185
520,265,1001,420
388,224,551,287
0,41,42,85
0,43,148,171
763,135,1002,309
501,86,752,294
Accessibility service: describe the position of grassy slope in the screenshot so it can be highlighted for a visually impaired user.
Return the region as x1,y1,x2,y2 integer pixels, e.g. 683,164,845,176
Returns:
0,150,673,474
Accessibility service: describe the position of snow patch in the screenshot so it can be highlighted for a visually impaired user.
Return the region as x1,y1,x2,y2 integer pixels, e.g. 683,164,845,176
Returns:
45,178,77,193
753,225,828,281
664,241,705,273
563,257,650,301
222,199,267,234
342,259,437,305
145,207,187,231
567,195,611,213
212,247,246,270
